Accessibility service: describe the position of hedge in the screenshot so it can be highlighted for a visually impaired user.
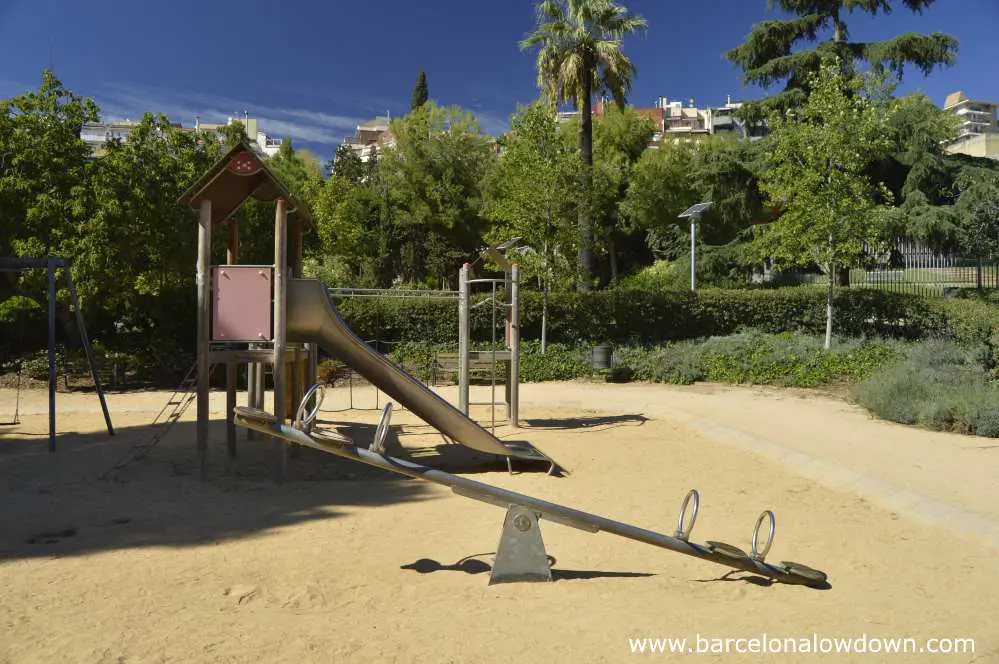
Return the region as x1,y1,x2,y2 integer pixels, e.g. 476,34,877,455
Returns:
334,286,999,347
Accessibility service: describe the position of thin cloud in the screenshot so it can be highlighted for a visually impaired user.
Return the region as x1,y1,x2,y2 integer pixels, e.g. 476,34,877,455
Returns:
474,110,511,137
0,78,33,99
93,82,365,147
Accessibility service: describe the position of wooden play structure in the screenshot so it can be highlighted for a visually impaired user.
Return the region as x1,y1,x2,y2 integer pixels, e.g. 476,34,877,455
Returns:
174,142,547,481
177,141,317,481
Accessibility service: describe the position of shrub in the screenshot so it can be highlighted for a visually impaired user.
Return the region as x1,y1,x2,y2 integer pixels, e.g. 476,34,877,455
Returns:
331,284,968,347
852,339,999,437
519,341,594,382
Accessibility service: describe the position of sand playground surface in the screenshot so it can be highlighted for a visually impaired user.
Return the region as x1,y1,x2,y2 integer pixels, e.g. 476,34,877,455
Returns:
2,379,998,663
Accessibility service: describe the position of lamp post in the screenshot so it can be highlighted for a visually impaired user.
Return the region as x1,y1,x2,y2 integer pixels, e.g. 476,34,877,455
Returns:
678,202,713,292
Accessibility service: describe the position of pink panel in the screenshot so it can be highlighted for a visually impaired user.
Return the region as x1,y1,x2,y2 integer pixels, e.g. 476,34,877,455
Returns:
212,266,273,342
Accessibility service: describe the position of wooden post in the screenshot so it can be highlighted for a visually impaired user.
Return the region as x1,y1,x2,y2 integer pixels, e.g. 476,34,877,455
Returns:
47,259,56,453
255,360,265,410
65,267,114,437
289,345,301,459
246,360,257,441
291,219,303,278
458,263,470,415
226,219,239,264
196,199,212,480
272,198,288,482
226,358,237,459
225,219,239,457
509,263,520,428
288,216,304,461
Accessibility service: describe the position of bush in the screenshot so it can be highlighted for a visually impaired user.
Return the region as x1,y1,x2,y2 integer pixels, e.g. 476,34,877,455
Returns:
332,284,972,347
512,332,903,389
852,339,999,437
519,341,594,382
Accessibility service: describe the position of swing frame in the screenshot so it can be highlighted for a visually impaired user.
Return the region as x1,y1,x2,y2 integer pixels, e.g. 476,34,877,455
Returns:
0,257,114,450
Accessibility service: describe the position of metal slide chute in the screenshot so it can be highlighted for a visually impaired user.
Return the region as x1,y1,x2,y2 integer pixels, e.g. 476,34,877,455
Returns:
284,278,558,469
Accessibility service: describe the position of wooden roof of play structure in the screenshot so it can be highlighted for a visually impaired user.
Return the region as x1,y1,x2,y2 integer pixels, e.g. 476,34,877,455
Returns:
177,141,314,228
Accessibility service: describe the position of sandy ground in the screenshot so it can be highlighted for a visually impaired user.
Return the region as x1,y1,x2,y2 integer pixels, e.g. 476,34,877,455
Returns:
1,379,998,663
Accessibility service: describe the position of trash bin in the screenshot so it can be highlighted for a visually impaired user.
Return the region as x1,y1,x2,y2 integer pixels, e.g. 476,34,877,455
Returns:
591,344,613,370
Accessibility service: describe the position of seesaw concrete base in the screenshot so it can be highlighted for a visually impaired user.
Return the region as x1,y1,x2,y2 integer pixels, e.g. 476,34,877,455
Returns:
491,506,553,585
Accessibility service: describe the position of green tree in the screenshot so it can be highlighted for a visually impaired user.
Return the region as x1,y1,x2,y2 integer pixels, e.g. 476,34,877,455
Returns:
620,136,763,252
588,106,655,282
0,70,98,259
482,102,579,349
330,143,366,183
954,172,999,265
726,0,957,121
85,113,220,346
754,62,898,349
0,70,100,346
268,137,323,203
378,102,495,286
311,173,383,285
620,141,698,259
410,71,429,111
520,0,647,290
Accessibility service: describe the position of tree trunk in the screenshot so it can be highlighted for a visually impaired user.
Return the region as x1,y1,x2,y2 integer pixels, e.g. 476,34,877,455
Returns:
542,209,552,354
609,235,618,283
542,279,549,355
577,61,595,292
825,266,834,351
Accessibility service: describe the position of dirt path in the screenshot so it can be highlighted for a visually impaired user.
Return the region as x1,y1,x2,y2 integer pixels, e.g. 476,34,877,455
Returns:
517,381,999,546
0,383,996,663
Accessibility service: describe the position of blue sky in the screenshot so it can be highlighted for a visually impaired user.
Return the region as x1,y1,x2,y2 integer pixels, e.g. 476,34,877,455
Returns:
0,0,995,159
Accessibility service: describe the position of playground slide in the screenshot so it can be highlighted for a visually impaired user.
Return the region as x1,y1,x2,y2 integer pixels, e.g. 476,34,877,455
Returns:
285,279,555,466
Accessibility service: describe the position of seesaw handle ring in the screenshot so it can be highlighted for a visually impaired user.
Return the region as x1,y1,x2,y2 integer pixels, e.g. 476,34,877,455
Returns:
674,489,699,541
295,382,325,430
751,510,776,562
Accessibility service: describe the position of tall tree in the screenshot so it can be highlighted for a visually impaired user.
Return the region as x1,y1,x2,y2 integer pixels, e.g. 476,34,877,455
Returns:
954,172,999,264
754,61,898,350
330,143,366,183
588,106,655,282
0,69,98,259
378,102,495,286
268,137,323,203
410,71,429,111
0,70,100,345
85,113,220,347
726,0,957,121
520,0,646,291
482,102,579,349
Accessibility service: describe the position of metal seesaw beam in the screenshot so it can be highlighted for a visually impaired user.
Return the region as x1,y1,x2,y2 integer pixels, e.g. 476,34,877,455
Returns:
233,407,828,588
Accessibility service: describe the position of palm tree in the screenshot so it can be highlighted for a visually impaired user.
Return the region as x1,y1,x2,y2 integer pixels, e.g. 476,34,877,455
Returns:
520,0,646,291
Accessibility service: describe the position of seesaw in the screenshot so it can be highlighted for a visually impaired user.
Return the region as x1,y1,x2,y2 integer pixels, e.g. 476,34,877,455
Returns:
233,385,828,588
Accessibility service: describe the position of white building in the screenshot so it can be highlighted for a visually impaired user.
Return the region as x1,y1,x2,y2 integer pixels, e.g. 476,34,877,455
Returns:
80,115,284,158
342,115,395,162
943,91,999,160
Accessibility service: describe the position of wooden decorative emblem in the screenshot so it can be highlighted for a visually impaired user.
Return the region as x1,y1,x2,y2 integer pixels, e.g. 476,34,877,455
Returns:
228,151,261,176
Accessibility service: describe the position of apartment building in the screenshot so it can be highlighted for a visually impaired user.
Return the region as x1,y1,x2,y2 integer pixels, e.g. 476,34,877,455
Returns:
80,115,284,158
943,91,999,160
554,95,767,149
342,115,395,162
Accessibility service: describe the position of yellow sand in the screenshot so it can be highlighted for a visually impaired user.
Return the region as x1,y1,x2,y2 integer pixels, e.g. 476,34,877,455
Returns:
1,381,996,663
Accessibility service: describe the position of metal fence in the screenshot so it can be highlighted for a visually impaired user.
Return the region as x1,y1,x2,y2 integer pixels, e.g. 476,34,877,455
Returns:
851,240,999,297
778,241,999,297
